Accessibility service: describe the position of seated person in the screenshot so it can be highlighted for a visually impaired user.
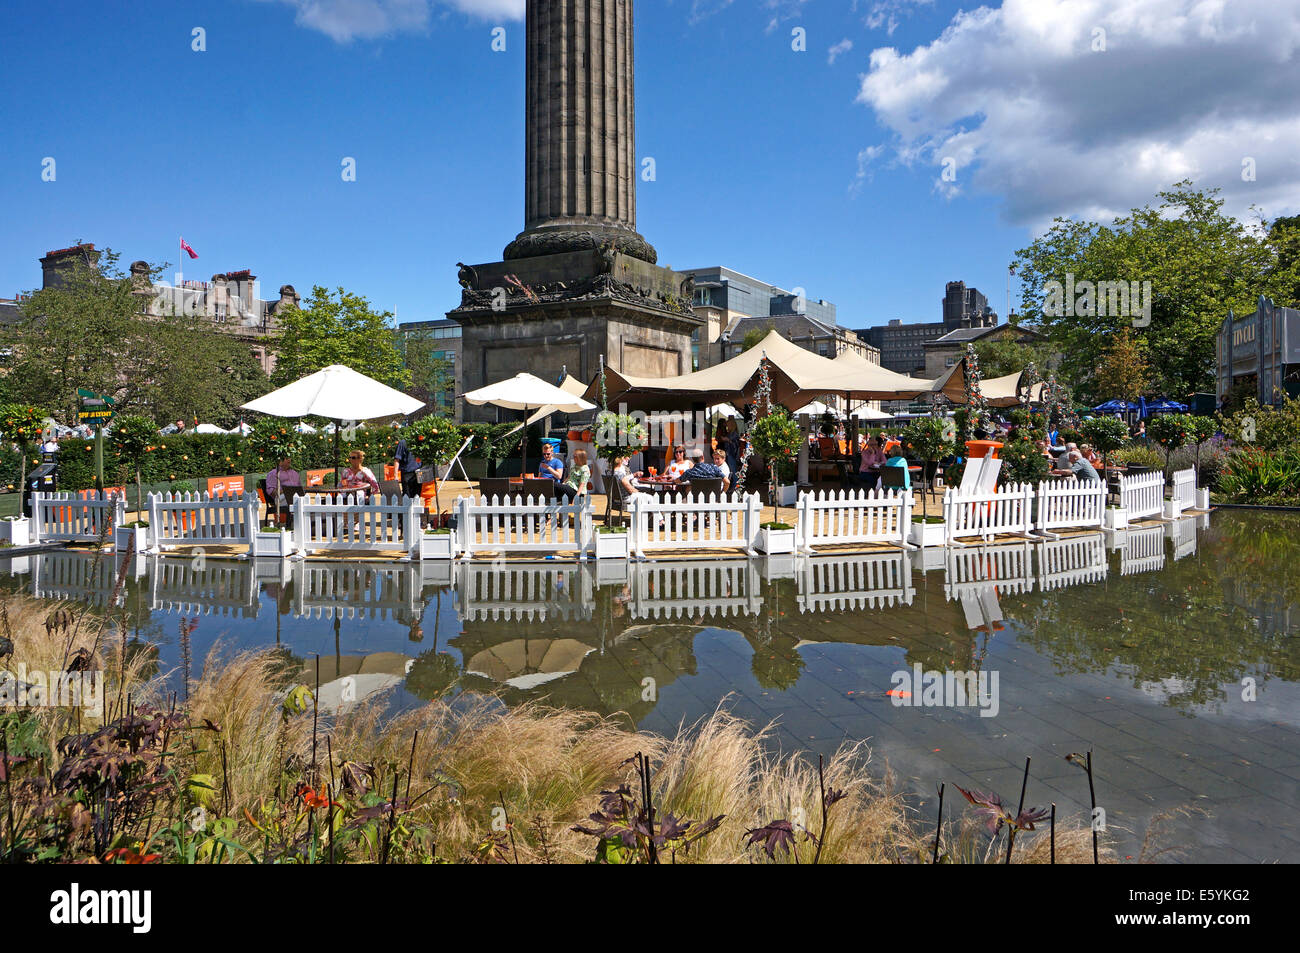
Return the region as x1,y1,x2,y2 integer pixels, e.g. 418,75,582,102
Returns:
1080,443,1102,467
664,445,692,481
558,449,589,503
265,457,302,526
883,446,912,490
536,443,565,484
677,447,724,484
339,450,380,498
1053,449,1100,482
712,448,732,489
611,454,649,499
857,435,887,487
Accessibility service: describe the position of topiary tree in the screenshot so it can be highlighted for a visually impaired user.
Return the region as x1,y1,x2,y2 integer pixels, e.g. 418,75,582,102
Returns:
1148,413,1194,479
900,416,955,518
403,416,464,517
0,403,47,504
1186,414,1218,482
248,418,306,465
1000,430,1051,486
1080,415,1129,472
110,414,158,511
593,410,648,522
748,407,803,524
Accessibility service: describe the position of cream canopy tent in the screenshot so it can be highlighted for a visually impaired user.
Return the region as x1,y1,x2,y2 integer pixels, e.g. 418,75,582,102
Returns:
585,330,851,411
930,359,1047,407
817,348,937,402
521,375,592,428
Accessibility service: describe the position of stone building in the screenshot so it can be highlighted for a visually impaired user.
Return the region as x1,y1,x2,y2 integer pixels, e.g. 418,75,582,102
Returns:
1217,296,1300,407
922,322,1043,378
3,243,297,375
855,280,998,374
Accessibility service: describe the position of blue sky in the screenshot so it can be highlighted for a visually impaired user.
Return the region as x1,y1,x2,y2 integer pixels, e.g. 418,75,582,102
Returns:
2,0,1296,329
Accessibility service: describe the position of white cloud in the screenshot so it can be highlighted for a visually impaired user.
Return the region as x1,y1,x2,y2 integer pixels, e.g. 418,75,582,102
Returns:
854,0,934,38
854,0,1300,228
262,0,523,43
828,38,854,65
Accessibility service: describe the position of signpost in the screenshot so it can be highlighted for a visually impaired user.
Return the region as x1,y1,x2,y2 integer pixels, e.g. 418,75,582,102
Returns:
76,388,115,491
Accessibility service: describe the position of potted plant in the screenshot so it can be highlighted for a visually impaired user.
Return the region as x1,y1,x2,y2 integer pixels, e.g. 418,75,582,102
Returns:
253,526,294,558
1081,415,1130,474
594,524,630,560
901,415,955,520
0,403,47,511
909,514,945,548
419,526,456,560
748,408,802,524
0,514,31,546
1148,412,1192,482
593,411,648,524
1104,505,1128,530
755,520,796,554
110,414,158,514
114,519,151,554
403,416,465,521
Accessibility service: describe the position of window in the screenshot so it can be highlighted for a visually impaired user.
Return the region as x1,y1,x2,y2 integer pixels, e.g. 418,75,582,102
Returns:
946,357,956,367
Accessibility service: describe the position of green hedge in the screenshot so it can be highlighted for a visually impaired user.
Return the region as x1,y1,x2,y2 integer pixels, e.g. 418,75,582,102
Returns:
26,422,534,492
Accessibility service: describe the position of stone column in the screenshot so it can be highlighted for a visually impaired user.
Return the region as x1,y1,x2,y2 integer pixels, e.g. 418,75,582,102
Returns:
506,0,656,263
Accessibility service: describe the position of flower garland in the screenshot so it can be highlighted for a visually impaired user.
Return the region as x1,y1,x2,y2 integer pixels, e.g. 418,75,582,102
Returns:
964,343,990,431
734,354,774,490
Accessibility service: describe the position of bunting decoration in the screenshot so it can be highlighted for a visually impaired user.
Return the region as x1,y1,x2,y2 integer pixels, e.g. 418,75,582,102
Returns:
964,344,990,431
734,353,773,490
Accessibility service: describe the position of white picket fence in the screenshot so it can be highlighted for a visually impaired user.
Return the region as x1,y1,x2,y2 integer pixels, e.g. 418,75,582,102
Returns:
627,492,761,558
31,492,124,543
294,493,424,556
148,492,259,553
1171,468,1196,513
1035,479,1106,537
943,483,1035,543
795,489,913,552
148,557,259,617
797,552,914,613
1119,471,1165,521
944,541,1035,600
1167,516,1198,561
1037,533,1108,590
630,558,763,619
455,494,592,558
293,561,423,620
1120,525,1166,575
455,561,594,621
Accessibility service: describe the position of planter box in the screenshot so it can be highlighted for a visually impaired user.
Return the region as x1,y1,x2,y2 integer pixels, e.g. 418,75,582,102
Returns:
910,546,945,573
419,532,456,560
909,519,945,549
1195,488,1211,510
774,484,798,506
594,530,630,560
1163,500,1184,520
114,525,151,554
1104,507,1128,531
0,517,30,547
253,530,293,559
755,526,796,555
760,553,798,580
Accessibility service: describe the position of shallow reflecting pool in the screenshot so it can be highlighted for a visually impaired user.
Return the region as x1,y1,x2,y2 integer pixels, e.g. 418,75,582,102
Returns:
3,509,1297,863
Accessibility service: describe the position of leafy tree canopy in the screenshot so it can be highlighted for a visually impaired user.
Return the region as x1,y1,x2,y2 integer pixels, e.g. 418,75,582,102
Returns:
272,286,410,391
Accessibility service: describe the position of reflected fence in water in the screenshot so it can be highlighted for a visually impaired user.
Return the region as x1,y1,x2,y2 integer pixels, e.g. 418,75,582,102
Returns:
3,517,1212,626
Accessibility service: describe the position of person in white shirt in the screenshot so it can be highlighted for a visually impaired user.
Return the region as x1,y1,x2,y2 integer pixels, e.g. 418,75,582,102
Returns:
712,448,731,490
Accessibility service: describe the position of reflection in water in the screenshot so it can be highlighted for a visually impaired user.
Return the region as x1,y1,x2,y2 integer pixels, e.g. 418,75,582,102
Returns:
4,511,1298,861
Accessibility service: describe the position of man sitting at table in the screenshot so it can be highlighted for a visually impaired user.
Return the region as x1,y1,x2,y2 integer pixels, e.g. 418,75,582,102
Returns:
711,448,732,490
265,457,302,527
676,447,724,485
536,443,565,484
1053,449,1100,482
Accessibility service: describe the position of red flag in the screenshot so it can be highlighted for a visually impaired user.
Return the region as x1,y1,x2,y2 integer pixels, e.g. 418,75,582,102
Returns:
179,237,198,259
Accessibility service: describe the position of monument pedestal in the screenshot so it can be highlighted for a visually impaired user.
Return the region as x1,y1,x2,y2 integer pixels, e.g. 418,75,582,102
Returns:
451,248,700,421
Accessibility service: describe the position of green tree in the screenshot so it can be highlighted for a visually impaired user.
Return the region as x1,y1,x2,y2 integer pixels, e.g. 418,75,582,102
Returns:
1013,182,1300,400
748,408,802,523
403,416,462,516
900,416,954,519
972,337,1055,379
0,403,48,501
1147,413,1195,478
1080,415,1129,472
111,414,158,511
272,287,410,391
739,323,776,353
401,330,456,413
1092,327,1149,402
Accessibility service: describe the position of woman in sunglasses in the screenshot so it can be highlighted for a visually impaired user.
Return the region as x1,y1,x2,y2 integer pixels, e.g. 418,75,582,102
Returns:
665,445,691,481
340,449,380,500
